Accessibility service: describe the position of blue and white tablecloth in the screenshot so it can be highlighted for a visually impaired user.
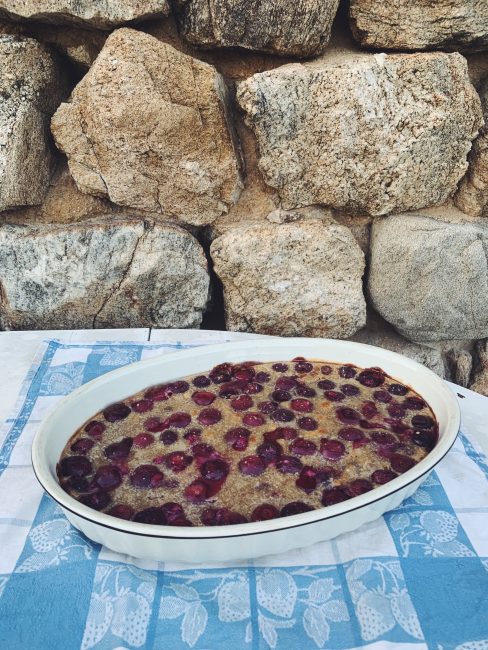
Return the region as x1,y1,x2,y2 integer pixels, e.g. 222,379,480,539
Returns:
1,338,488,650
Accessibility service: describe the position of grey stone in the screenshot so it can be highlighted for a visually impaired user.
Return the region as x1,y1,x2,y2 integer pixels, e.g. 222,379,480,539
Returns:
349,0,488,52
0,1,169,29
51,28,242,227
237,51,482,217
210,219,366,338
0,35,67,211
368,213,488,342
172,0,340,57
0,218,210,330
470,339,488,396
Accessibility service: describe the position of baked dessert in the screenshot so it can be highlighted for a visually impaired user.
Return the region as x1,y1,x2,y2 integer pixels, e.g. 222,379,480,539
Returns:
57,358,438,526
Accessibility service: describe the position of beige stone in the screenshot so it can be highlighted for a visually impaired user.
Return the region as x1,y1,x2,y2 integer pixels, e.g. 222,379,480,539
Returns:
237,51,482,217
51,28,242,227
210,219,366,338
350,0,488,52
172,0,340,57
0,218,210,330
0,1,169,29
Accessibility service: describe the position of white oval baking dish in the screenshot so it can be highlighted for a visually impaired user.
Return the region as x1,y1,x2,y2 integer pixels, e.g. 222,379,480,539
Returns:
32,338,460,563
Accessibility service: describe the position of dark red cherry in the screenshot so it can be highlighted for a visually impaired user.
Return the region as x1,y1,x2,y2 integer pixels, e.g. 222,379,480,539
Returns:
296,466,317,493
321,365,332,375
336,407,361,424
144,417,166,433
224,427,250,451
318,380,336,390
289,437,317,456
388,404,406,419
160,430,178,445
357,369,385,387
412,431,436,451
373,390,392,403
161,502,185,523
191,443,215,459
342,384,360,396
272,408,295,423
242,412,266,427
166,412,192,428
276,456,302,474
338,427,364,441
271,389,291,402
108,504,135,520
281,501,314,517
243,382,263,394
216,508,248,525
134,433,154,448
362,401,378,419
70,438,95,454
144,384,171,401
167,380,190,394
320,439,345,461
184,428,202,444
201,508,218,525
133,507,167,524
233,367,255,382
79,491,111,511
169,517,193,527
231,395,253,411
388,383,409,396
280,427,299,440
339,365,357,378
67,476,90,492
193,375,211,388
390,454,416,473
103,402,131,422
251,504,280,521
198,408,222,426
131,399,154,413
371,469,397,484
403,396,425,410
209,363,233,384
296,384,317,397
219,381,243,398
94,465,122,490
103,437,133,460
295,361,313,373
371,431,397,445
257,440,283,464
297,417,318,431
290,399,313,413
258,400,278,414
411,415,435,430
272,363,288,372
325,391,345,402
84,420,106,438
185,480,210,503
191,391,216,406
321,488,350,506
130,465,164,488
200,459,229,482
275,377,297,391
59,455,92,478
165,452,193,473
346,479,373,497
238,455,266,476
255,371,271,383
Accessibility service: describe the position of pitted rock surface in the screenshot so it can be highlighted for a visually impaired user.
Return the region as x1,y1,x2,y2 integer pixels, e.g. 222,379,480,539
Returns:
237,51,482,217
0,218,210,330
172,0,340,57
349,0,488,52
0,35,67,211
210,219,366,338
51,28,242,226
368,214,488,342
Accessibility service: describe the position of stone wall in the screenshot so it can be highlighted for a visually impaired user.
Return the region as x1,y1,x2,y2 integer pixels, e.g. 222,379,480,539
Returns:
0,0,488,395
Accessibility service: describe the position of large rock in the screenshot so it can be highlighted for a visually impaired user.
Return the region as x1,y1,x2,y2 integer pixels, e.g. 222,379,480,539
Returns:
0,35,67,211
52,28,242,227
349,0,488,52
0,218,210,330
0,1,169,29
237,51,482,217
455,79,488,217
210,219,366,337
368,213,488,342
172,0,340,57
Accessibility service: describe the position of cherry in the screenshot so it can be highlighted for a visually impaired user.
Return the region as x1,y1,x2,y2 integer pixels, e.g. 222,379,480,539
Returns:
238,455,266,476
209,363,233,384
170,517,193,526
185,480,210,503
295,361,313,373
233,367,255,382
321,365,332,375
321,488,350,506
70,438,95,454
165,452,193,473
184,428,202,444
67,476,90,492
276,456,302,474
388,383,409,396
257,440,283,464
161,502,185,523
371,431,397,445
272,363,288,372
371,469,397,484
166,412,192,428
224,427,250,451
373,390,392,403
296,385,317,398
318,380,335,390
388,403,406,419
160,430,178,445
243,412,266,427
357,369,385,387
275,377,297,391
103,402,131,422
192,443,215,459
79,491,111,511
193,375,211,388
339,365,357,378
403,396,425,410
84,420,106,438
200,459,229,481
103,437,133,460
258,400,278,414
272,408,295,423
346,479,373,496
280,427,299,440
59,455,92,478
243,382,263,394
325,391,345,402
134,433,154,448
231,395,253,411
297,417,318,431
342,384,360,396
198,408,222,426
362,401,378,419
289,437,317,456
94,465,122,490
281,501,314,517
144,417,166,433
296,466,317,493
133,507,167,524
290,399,313,413
251,504,280,521
390,454,416,473
167,380,190,394
338,427,364,441
191,391,216,406
108,504,134,520
255,371,271,383
271,389,291,402
131,399,154,413
320,439,345,461
144,384,171,401
412,431,436,451
215,508,248,525
411,415,435,430
336,407,361,424
219,381,243,398
130,465,164,488
201,508,219,525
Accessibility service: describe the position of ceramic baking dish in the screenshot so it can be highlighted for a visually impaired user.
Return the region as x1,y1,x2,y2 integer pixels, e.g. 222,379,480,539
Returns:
31,338,460,563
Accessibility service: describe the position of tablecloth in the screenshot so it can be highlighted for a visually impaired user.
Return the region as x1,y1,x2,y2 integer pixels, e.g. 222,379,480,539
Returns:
1,337,487,650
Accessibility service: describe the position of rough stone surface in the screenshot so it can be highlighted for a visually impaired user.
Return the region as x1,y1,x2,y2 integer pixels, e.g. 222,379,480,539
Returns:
173,0,340,57
210,219,366,338
455,79,488,217
237,51,482,217
349,0,488,52
52,29,242,226
0,35,67,211
0,1,169,29
0,218,210,330
470,340,488,396
368,214,488,342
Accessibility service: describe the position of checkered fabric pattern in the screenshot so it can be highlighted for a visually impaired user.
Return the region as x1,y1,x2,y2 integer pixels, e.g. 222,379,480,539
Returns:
0,339,487,650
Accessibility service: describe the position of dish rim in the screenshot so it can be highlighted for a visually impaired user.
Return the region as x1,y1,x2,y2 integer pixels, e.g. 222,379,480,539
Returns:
31,337,461,539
